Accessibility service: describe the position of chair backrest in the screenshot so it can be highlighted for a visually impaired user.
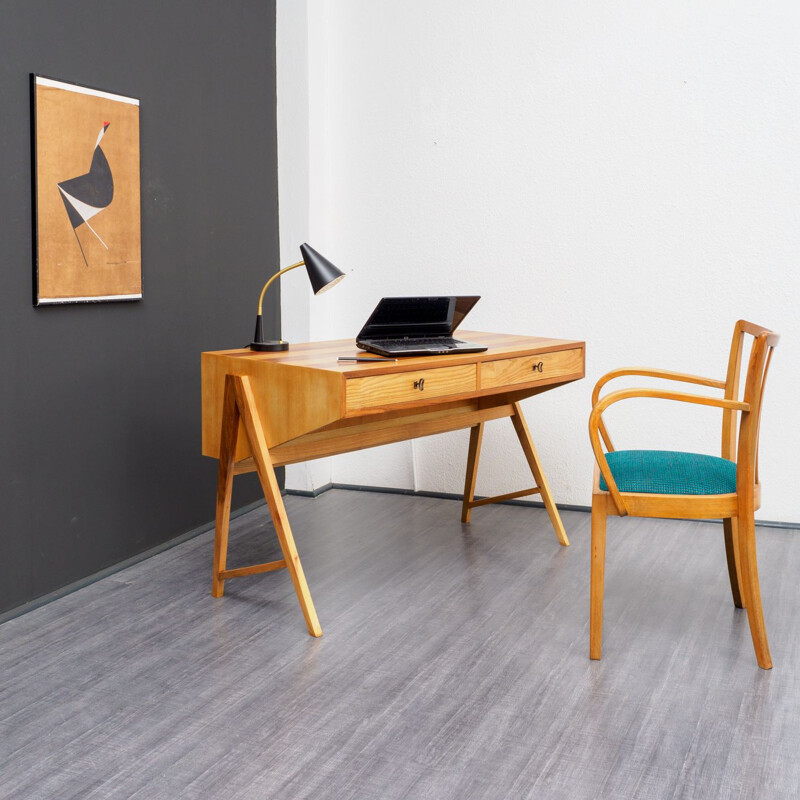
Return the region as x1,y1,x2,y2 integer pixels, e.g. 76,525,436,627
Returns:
721,320,779,488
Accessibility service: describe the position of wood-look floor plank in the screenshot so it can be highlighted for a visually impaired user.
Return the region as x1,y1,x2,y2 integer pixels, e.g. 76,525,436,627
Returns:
0,490,797,799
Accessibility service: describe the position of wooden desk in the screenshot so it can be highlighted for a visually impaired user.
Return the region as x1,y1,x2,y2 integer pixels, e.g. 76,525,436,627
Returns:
202,331,585,636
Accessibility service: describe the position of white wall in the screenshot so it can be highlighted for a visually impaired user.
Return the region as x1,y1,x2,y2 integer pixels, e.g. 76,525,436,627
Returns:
279,0,800,521
277,0,334,492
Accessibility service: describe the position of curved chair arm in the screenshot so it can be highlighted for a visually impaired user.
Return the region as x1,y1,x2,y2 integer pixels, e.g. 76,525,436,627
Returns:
589,387,749,516
592,368,727,452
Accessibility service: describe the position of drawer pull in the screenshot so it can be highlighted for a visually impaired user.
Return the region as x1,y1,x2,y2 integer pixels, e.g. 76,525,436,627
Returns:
414,378,425,391
532,361,544,373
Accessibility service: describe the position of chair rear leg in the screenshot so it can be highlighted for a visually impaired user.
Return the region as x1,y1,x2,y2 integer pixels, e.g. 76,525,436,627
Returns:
737,513,772,669
723,517,746,609
590,494,608,660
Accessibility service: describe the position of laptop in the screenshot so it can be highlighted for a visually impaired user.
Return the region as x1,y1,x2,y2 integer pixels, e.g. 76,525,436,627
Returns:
356,296,488,357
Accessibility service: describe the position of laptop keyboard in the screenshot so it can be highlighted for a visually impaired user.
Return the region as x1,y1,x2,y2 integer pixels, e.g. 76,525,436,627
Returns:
373,337,465,350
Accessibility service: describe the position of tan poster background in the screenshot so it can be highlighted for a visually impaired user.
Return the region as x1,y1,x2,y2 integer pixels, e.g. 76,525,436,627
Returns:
34,79,141,302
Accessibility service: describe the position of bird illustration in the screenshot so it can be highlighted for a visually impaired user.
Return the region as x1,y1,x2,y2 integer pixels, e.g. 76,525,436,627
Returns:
57,121,114,266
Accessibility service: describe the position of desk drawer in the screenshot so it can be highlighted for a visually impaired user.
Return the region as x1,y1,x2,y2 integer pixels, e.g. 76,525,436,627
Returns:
346,364,477,411
481,348,583,390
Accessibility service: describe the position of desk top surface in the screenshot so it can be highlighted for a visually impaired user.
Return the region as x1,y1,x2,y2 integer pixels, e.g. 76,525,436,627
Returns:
203,331,584,376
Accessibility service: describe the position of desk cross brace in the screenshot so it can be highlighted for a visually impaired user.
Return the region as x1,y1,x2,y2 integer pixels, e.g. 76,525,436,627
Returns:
465,486,542,510
212,375,569,639
459,407,570,548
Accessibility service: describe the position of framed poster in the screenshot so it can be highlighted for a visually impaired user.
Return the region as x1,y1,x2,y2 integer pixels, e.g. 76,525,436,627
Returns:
31,75,142,305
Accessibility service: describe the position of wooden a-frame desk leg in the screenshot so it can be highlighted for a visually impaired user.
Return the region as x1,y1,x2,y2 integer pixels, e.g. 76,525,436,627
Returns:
461,402,570,547
212,374,322,638
511,402,570,547
461,422,484,523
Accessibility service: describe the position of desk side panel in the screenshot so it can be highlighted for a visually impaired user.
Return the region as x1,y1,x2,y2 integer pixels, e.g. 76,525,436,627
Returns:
201,354,344,460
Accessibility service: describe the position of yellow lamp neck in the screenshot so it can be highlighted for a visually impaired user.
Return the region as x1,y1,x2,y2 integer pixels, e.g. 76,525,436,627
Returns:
257,260,304,315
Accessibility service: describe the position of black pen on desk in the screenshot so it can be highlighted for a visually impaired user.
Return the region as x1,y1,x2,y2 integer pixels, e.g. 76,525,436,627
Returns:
338,356,398,362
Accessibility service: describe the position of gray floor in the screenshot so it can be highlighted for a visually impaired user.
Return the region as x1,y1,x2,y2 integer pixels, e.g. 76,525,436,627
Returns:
1,489,799,800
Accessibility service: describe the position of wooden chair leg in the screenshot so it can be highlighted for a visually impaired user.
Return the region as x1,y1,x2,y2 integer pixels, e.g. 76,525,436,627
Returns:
212,375,240,598
234,375,323,638
723,517,746,609
510,402,570,546
737,511,772,669
589,493,607,660
461,423,484,523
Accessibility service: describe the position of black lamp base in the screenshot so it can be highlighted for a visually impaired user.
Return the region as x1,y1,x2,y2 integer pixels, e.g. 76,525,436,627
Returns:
250,313,289,351
250,340,290,352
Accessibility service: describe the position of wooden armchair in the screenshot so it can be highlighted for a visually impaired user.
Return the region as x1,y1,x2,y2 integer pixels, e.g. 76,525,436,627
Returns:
588,320,779,669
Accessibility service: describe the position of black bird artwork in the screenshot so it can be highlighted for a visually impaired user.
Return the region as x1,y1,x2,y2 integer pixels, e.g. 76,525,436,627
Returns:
57,121,114,266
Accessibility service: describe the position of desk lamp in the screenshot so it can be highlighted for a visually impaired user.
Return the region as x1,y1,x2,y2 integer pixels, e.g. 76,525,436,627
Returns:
250,243,345,351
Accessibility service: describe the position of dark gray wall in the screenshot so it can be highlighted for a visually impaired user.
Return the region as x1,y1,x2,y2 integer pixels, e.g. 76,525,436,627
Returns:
0,0,279,614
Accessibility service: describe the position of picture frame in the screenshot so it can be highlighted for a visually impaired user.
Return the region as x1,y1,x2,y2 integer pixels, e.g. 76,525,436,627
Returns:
31,74,142,305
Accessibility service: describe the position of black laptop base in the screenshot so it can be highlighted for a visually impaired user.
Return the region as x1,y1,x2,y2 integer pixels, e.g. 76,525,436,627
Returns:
357,337,487,358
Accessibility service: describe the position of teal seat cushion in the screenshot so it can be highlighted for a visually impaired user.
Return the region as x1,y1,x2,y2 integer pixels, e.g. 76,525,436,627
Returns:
599,450,737,495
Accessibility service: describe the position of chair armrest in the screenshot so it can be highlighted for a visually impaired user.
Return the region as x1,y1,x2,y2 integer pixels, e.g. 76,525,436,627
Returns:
588,388,749,516
591,368,726,408
593,387,748,417
591,368,727,453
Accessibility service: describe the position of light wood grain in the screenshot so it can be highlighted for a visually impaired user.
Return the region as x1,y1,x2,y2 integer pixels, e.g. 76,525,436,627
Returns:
461,423,483,523
206,331,583,371
233,457,256,475
201,352,343,459
589,389,749,518
481,348,584,390
345,364,477,412
269,402,514,467
467,487,541,508
723,517,745,609
202,332,586,460
219,559,287,579
233,375,322,638
591,366,727,452
593,487,744,520
212,375,240,598
203,332,586,633
589,486,607,660
587,320,779,669
735,333,774,668
511,402,570,547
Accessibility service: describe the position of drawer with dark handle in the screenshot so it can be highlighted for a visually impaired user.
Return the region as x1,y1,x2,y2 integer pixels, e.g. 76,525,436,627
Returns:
481,348,584,389
346,364,477,411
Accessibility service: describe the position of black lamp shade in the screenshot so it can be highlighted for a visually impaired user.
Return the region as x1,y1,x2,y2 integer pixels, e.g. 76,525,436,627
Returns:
250,243,345,352
300,242,345,294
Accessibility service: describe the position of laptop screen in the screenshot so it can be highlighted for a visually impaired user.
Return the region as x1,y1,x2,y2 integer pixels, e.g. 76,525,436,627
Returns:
357,296,480,340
